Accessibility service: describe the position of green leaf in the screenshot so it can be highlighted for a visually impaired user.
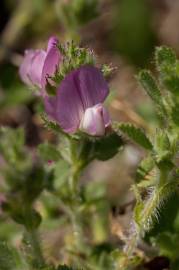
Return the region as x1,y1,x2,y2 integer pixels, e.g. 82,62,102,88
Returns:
154,232,179,260
146,192,179,238
115,123,152,150
0,242,18,270
154,130,171,163
54,160,70,190
24,166,46,202
155,46,176,68
155,46,179,96
9,205,42,230
38,142,61,162
135,155,155,183
84,181,106,203
0,85,33,110
0,127,25,163
137,70,162,105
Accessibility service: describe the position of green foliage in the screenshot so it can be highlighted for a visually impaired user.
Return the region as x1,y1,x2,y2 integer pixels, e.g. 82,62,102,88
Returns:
134,180,177,238
137,70,162,106
171,105,179,126
3,35,179,270
115,122,152,150
145,193,179,268
110,0,156,66
92,132,124,161
118,46,179,268
59,0,98,32
155,46,179,96
135,155,155,183
57,266,77,270
67,132,123,166
0,127,26,165
0,242,18,270
137,70,168,122
156,46,176,68
38,142,61,162
0,64,33,111
154,130,171,163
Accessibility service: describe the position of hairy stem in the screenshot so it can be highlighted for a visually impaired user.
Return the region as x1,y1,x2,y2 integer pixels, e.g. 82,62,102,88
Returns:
122,169,173,269
69,138,88,253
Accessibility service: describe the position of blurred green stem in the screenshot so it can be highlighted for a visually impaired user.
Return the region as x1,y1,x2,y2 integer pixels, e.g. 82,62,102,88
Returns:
25,228,45,269
69,138,83,194
69,138,88,252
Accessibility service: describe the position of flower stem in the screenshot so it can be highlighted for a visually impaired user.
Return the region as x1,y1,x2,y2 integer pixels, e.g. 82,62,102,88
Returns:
24,229,45,269
68,138,88,253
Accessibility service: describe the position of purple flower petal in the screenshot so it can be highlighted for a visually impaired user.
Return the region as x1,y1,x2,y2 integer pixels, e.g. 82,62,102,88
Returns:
19,49,46,88
77,65,109,109
45,65,109,134
47,36,59,52
41,37,62,92
45,69,84,133
19,50,35,86
30,50,46,87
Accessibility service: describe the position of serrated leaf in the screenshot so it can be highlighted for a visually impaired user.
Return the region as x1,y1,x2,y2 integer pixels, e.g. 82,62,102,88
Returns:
155,46,179,96
154,130,171,163
138,70,162,105
115,123,152,150
155,46,176,67
163,76,179,95
135,155,155,183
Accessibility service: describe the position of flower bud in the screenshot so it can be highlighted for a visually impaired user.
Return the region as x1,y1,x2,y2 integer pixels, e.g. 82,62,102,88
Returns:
80,103,111,136
19,50,46,88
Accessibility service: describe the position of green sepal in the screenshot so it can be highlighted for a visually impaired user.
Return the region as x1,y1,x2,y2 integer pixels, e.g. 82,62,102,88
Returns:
92,132,124,161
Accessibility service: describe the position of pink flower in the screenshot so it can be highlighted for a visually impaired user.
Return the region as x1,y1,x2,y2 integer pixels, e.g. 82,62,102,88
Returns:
45,65,111,136
19,37,61,92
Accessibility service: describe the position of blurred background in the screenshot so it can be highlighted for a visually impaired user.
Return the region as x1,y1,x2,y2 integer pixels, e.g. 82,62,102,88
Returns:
1,0,179,268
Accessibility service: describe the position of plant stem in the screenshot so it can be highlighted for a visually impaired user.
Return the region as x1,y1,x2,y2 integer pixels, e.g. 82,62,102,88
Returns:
68,138,88,253
25,229,45,269
122,168,171,269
